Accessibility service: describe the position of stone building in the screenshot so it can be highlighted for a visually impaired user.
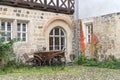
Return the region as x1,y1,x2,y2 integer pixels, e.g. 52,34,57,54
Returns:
0,0,74,61
2,0,120,62
81,13,120,59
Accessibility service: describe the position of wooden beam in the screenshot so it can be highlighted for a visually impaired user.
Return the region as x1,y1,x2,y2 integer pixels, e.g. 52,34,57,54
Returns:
0,0,74,14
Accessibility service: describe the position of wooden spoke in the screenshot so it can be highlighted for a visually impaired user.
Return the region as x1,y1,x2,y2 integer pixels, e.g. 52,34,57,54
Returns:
50,55,66,70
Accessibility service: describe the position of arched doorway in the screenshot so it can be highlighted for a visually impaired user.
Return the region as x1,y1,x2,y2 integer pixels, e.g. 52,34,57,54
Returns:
44,20,73,61
49,27,66,50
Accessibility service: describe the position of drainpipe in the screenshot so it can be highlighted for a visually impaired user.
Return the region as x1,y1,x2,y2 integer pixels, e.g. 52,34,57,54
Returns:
74,0,79,60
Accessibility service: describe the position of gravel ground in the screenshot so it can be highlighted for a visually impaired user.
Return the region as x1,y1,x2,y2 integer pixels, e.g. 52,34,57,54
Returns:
0,66,120,80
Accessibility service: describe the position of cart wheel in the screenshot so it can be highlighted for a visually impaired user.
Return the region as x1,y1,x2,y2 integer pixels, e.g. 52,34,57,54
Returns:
49,55,66,70
32,57,41,66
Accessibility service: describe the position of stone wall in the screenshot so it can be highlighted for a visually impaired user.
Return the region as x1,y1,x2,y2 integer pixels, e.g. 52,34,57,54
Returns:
81,13,120,59
0,5,74,61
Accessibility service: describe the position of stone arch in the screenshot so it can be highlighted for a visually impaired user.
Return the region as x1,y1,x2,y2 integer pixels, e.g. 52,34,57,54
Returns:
42,16,73,36
44,20,73,62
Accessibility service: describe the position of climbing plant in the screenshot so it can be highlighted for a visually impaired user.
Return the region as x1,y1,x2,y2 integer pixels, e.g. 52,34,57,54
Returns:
90,33,100,60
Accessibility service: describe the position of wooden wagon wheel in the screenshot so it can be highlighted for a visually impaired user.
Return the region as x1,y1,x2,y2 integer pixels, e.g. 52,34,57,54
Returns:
32,57,42,66
49,55,66,70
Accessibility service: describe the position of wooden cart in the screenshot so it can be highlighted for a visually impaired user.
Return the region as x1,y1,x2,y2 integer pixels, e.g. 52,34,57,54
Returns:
32,50,66,69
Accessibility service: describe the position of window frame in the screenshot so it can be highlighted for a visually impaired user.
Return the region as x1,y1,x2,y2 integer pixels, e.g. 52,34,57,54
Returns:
0,20,12,41
17,22,27,42
86,23,93,43
49,27,66,51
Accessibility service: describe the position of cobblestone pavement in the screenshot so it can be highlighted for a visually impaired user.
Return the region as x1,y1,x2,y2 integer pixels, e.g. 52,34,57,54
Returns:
0,66,120,80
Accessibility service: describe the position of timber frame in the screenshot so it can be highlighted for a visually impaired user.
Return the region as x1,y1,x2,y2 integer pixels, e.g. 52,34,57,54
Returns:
0,0,74,14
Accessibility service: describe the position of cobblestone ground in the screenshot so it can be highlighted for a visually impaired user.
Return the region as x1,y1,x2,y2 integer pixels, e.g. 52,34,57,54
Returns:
0,66,120,80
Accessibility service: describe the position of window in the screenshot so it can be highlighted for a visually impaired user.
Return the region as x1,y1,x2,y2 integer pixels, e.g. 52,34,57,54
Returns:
17,22,27,41
86,23,93,43
49,27,66,50
1,21,12,41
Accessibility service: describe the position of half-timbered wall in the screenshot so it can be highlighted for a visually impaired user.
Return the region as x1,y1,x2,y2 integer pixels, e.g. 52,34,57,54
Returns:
0,0,74,14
